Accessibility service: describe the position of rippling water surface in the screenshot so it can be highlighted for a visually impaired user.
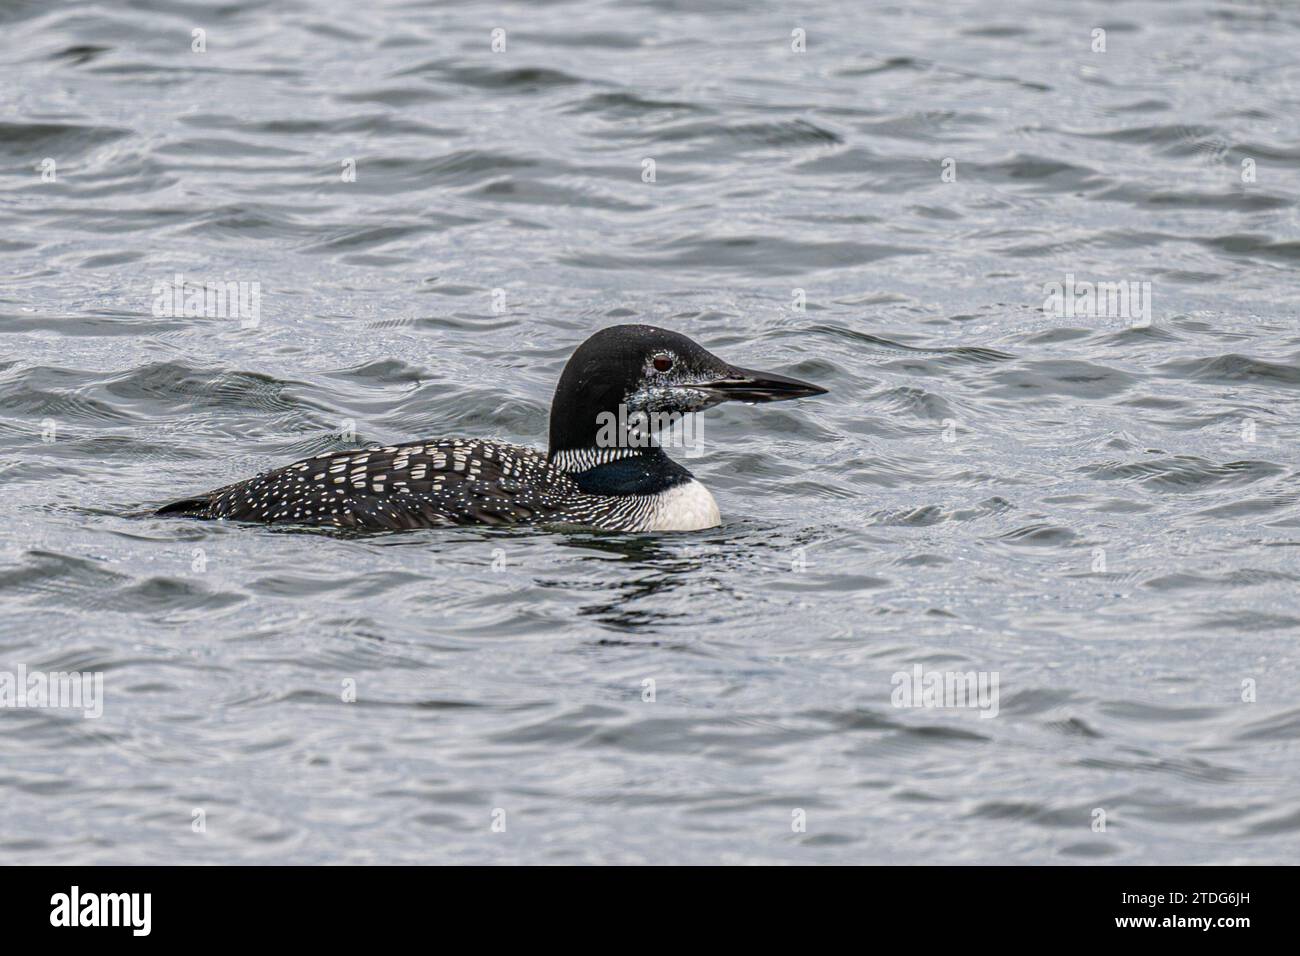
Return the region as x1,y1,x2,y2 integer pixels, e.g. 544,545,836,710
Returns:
2,0,1299,864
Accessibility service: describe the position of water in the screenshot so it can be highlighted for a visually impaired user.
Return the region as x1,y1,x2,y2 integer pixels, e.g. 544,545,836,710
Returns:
2,0,1298,864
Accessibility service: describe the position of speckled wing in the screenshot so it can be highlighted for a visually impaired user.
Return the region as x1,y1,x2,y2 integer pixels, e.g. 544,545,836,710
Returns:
163,439,578,530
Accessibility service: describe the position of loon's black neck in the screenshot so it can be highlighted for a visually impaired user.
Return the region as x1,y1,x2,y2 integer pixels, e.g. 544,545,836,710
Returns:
547,339,650,460
551,447,694,496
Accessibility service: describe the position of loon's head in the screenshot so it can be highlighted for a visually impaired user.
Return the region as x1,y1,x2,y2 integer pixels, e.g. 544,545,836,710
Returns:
547,324,826,467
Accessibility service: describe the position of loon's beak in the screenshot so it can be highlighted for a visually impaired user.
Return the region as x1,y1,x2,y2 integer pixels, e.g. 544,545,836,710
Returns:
693,364,828,404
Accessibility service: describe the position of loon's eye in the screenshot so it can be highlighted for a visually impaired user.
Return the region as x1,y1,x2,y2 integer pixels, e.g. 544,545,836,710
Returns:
653,354,673,372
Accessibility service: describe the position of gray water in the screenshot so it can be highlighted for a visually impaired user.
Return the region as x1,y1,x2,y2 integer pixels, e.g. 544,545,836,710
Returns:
2,0,1299,865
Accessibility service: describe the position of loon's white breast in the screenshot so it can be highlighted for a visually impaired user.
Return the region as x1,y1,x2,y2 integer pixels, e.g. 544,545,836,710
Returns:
645,479,720,532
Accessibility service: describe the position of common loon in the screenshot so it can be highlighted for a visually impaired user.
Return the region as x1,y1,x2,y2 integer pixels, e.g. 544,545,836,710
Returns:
156,324,826,533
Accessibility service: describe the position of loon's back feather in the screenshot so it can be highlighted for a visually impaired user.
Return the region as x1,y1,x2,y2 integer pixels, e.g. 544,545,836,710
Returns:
157,438,692,532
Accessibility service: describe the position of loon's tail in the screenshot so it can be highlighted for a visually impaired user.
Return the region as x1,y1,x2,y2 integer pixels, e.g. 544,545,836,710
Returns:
153,496,212,517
